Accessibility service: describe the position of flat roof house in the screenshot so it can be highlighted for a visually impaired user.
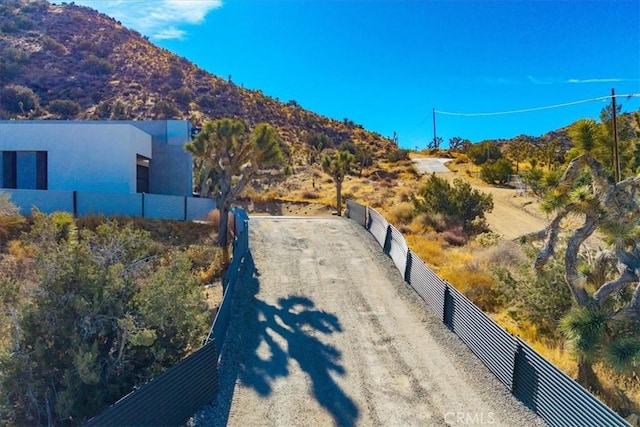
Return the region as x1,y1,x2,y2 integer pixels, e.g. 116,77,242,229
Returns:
0,120,213,220
0,119,193,196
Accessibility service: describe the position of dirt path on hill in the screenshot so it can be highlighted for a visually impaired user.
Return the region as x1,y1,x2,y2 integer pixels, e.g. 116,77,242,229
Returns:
193,217,545,426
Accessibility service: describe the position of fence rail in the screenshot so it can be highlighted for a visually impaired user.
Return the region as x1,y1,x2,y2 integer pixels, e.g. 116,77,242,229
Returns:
346,200,629,427
3,188,215,221
85,209,250,426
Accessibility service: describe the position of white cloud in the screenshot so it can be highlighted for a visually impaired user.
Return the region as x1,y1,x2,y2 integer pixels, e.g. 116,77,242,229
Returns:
72,0,222,40
154,27,187,40
567,78,636,84
527,75,555,85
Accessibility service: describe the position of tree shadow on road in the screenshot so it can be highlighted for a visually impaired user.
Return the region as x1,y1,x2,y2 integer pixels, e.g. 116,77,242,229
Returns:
213,252,358,426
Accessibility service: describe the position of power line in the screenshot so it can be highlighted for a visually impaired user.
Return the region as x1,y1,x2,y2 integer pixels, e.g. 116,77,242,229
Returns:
434,93,640,117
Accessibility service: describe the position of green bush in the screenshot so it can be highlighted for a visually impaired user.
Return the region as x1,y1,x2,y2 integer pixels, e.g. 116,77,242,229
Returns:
84,55,114,75
2,47,29,64
152,100,180,119
197,94,216,109
47,99,81,118
0,214,208,425
412,174,493,233
169,87,194,107
41,34,66,54
467,142,502,165
0,84,39,114
386,148,409,162
480,158,514,185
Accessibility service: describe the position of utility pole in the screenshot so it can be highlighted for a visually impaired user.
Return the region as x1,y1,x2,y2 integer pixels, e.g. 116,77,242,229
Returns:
432,108,436,149
612,88,620,183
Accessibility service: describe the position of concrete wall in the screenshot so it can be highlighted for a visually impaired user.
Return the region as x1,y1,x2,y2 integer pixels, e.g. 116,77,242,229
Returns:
1,188,215,220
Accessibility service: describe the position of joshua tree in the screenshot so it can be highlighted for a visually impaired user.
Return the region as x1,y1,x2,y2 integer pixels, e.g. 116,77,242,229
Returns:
529,118,640,389
322,150,355,216
185,118,283,255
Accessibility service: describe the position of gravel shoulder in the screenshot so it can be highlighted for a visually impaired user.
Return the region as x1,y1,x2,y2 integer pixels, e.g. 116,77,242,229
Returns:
193,217,546,426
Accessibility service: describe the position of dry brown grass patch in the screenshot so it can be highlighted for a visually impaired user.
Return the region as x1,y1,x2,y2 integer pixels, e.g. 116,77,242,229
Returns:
386,202,415,225
406,234,448,268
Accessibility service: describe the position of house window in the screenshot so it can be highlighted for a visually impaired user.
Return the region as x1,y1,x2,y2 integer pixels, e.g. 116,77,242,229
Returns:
2,151,16,189
136,155,149,193
1,151,47,190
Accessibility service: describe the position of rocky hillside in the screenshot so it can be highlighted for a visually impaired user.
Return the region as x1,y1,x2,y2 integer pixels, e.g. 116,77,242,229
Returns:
0,0,394,155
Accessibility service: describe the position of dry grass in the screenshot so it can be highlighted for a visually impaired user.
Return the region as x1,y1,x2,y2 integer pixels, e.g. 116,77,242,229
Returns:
439,260,501,312
203,281,224,325
405,234,449,268
386,202,415,225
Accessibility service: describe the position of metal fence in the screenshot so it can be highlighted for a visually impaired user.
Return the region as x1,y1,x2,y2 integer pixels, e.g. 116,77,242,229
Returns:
347,200,629,427
84,342,219,427
3,188,215,221
205,209,250,355
85,209,251,427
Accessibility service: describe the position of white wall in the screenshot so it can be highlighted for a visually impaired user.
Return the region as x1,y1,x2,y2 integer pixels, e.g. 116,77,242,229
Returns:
0,122,151,193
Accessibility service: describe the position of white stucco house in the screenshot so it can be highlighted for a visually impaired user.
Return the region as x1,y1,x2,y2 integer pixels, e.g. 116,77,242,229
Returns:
0,120,213,220
0,119,194,196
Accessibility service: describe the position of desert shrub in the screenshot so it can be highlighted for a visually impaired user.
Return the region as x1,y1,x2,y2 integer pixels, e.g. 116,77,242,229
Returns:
185,243,224,284
467,142,502,165
477,240,524,268
386,148,409,162
440,263,502,312
411,211,446,232
7,239,35,259
0,193,25,243
406,234,448,267
385,202,416,225
170,87,194,107
474,231,502,247
480,158,514,185
0,60,20,83
493,243,573,339
339,141,357,155
441,227,466,246
94,101,112,118
41,34,66,54
3,47,29,64
47,99,81,119
84,54,114,75
197,94,216,109
13,14,34,31
0,215,208,425
0,84,39,114
412,174,493,234
110,100,128,119
152,100,180,119
523,166,545,196
387,202,416,225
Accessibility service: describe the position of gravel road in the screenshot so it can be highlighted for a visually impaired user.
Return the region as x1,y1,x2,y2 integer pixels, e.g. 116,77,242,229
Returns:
192,217,546,427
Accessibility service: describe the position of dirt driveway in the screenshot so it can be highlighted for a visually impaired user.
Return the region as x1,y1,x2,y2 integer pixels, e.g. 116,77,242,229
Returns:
194,217,544,426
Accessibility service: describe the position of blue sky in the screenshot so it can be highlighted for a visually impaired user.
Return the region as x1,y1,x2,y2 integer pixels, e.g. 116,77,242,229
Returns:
73,0,640,149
